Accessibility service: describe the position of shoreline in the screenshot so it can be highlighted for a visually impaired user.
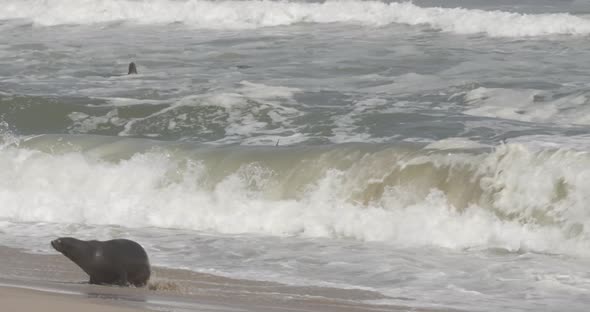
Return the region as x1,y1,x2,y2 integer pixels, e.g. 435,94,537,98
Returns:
0,246,434,312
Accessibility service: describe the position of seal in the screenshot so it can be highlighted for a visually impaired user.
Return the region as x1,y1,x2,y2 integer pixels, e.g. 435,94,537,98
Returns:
128,62,137,75
51,237,151,287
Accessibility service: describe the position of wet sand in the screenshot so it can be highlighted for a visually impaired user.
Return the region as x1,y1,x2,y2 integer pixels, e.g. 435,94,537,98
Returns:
0,286,143,312
0,246,444,312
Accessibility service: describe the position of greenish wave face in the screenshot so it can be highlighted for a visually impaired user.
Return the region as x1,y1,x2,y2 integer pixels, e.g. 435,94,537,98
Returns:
0,134,587,254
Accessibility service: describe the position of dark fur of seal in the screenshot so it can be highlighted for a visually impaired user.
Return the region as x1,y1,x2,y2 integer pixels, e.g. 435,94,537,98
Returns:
128,62,137,74
51,237,150,287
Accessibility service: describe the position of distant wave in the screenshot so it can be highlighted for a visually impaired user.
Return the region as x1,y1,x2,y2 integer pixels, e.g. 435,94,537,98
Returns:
2,0,590,37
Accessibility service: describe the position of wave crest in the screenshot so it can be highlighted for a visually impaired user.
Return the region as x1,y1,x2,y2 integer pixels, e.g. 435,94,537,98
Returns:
2,136,590,255
2,0,590,37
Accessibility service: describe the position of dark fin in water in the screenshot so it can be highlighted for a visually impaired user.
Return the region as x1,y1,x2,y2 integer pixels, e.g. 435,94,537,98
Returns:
128,62,137,75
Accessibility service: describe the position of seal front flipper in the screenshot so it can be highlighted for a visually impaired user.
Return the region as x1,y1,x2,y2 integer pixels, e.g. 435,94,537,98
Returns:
116,271,129,286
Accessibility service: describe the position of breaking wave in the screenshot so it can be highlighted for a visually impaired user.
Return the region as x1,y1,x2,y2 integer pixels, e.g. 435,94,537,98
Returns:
1,134,590,256
2,0,590,37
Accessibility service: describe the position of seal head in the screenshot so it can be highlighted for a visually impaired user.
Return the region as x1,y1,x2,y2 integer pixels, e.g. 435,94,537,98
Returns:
128,62,137,75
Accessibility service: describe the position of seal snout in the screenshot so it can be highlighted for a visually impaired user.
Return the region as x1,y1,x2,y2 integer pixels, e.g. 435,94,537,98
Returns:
51,238,63,252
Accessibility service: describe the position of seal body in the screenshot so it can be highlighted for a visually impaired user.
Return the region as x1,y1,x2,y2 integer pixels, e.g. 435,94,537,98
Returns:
51,237,150,287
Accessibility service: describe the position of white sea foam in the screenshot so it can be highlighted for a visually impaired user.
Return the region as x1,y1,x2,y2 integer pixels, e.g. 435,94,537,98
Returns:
464,87,590,125
2,0,590,37
508,134,590,151
330,98,389,144
1,139,590,256
361,73,459,94
118,81,303,142
424,137,490,150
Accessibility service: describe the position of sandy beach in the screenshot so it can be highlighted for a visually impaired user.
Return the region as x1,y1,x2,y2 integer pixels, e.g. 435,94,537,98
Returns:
0,286,144,312
0,246,424,312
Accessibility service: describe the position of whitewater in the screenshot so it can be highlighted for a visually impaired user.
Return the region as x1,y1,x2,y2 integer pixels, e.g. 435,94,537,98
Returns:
4,0,590,37
3,0,590,311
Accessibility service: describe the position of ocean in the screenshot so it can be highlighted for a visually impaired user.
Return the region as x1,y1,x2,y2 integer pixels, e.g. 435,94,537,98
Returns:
2,0,590,311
